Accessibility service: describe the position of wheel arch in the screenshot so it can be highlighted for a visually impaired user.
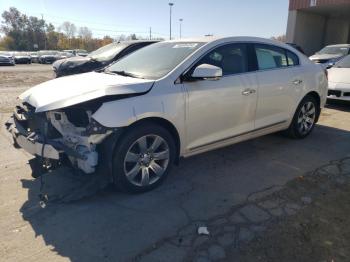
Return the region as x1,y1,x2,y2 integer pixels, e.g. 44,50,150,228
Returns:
125,117,181,164
304,91,321,122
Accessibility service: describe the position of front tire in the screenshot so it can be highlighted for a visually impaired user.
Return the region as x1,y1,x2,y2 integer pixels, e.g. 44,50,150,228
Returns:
112,123,176,193
285,95,319,139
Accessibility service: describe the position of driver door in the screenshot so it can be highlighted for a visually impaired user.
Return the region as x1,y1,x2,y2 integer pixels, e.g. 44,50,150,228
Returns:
183,43,258,151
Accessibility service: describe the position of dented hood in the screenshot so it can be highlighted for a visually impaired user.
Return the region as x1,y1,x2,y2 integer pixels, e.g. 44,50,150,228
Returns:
19,72,154,112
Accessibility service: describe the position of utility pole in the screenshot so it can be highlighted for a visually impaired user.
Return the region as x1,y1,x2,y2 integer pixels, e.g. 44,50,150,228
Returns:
179,18,183,39
149,27,152,40
169,3,174,40
41,14,47,49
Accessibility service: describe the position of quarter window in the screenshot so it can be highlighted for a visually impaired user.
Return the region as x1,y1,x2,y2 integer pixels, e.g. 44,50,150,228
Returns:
255,44,288,70
286,50,299,66
196,44,248,76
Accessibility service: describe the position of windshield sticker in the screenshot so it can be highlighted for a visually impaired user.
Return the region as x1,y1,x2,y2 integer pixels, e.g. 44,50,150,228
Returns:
173,43,198,49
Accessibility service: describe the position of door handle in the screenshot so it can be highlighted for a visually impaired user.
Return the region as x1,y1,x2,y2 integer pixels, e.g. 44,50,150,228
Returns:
293,79,303,85
242,89,256,96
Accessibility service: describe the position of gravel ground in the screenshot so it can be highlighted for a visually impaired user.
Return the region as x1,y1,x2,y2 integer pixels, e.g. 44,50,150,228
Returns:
0,65,350,262
0,64,53,113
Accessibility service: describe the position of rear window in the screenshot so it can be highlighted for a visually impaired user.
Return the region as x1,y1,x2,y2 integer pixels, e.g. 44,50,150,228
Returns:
255,44,288,70
254,44,300,70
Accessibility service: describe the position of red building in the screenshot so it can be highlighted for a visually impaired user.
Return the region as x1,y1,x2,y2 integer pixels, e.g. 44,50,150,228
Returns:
286,0,350,55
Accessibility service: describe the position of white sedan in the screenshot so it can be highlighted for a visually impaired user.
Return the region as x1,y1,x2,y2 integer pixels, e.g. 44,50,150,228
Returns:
327,55,350,101
6,37,328,193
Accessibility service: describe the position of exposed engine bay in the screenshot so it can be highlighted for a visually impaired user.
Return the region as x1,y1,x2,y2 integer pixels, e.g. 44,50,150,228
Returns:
6,102,115,174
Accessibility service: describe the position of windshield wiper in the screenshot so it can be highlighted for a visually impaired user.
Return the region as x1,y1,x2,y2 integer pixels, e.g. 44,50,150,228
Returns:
105,70,143,79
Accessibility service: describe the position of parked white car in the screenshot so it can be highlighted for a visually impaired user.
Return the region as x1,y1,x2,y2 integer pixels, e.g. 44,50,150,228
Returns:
6,37,328,193
327,55,350,101
310,44,350,65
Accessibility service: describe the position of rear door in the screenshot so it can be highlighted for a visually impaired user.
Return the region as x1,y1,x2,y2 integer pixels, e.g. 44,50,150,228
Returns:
253,44,303,129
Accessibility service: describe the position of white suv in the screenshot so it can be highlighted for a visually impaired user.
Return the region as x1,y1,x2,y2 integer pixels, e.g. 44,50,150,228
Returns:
6,37,328,193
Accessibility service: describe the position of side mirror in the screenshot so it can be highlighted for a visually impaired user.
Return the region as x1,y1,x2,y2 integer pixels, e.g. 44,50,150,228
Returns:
191,64,222,80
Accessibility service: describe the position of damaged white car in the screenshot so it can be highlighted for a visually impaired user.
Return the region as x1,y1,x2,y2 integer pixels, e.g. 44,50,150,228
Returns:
6,37,328,193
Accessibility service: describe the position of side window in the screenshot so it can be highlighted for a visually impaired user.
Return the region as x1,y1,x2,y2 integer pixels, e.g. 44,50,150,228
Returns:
286,50,299,66
196,44,248,76
255,44,288,70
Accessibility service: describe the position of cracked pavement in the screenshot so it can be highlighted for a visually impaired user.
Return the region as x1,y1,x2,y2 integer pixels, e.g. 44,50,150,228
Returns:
1,65,350,262
137,158,350,262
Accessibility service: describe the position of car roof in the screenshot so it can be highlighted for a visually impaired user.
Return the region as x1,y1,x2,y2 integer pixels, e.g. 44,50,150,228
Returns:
164,36,291,45
161,36,301,53
116,40,159,45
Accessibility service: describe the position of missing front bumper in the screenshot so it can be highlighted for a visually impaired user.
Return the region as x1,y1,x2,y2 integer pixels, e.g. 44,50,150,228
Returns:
6,116,61,159
5,112,112,174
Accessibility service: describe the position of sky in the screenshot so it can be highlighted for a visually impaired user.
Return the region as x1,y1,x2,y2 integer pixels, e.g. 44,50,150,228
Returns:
0,0,289,39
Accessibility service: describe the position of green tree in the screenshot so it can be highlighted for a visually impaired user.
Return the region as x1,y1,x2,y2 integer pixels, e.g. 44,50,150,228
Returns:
1,7,117,52
46,23,59,49
1,7,47,50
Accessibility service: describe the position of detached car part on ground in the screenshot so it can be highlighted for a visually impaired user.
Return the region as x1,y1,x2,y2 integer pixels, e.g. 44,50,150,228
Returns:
327,55,350,101
6,37,328,193
53,40,157,77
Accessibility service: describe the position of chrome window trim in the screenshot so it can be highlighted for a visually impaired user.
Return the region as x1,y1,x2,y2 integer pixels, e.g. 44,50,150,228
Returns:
179,41,302,82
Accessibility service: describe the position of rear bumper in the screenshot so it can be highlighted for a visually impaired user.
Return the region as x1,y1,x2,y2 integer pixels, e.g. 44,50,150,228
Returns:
5,116,61,159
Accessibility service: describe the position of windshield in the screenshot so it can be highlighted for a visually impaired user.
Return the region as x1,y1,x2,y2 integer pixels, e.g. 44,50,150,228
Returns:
88,43,126,61
318,46,350,55
107,42,205,79
335,55,350,68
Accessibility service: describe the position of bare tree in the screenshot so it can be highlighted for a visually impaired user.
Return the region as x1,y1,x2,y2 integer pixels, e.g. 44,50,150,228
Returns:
117,34,126,41
271,34,287,43
59,21,76,39
78,26,92,40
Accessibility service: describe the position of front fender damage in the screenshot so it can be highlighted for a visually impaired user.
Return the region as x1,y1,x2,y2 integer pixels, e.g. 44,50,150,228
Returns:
45,110,116,174
6,100,123,176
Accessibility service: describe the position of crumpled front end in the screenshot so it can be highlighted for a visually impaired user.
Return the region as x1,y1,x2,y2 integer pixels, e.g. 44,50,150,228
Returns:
6,102,114,174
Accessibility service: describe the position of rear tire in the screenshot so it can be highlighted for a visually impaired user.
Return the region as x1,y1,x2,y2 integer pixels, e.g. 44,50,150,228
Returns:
285,95,319,139
112,123,176,193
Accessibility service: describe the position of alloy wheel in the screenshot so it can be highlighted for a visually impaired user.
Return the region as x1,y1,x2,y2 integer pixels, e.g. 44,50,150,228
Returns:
123,135,170,187
297,101,316,135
